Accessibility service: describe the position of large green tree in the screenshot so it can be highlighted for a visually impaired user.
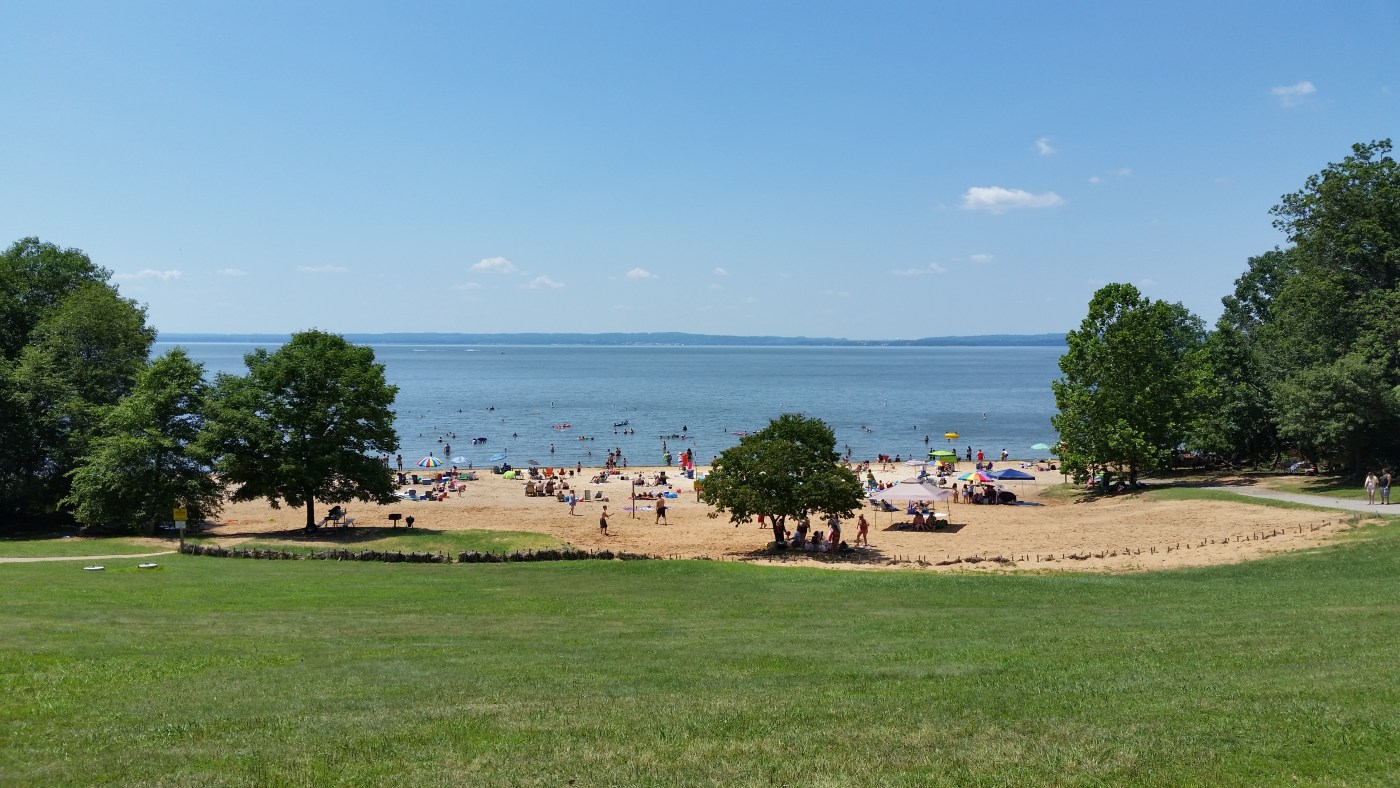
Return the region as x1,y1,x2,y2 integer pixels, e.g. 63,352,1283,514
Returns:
0,239,155,523
1052,283,1204,486
200,330,400,529
699,413,865,544
65,348,223,533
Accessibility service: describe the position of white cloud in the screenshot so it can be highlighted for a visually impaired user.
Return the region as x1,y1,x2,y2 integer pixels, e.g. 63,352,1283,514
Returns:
216,268,247,277
928,262,947,274
961,186,1065,213
970,253,996,264
892,267,925,277
1114,167,1133,177
114,269,182,281
297,264,346,274
625,267,656,280
712,267,729,276
528,275,564,289
452,282,482,291
1035,137,1055,155
1271,80,1316,107
1088,175,1102,184
471,256,517,273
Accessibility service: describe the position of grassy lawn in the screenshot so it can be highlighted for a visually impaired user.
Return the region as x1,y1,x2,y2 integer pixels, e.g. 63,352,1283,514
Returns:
1267,474,1373,500
3,526,1400,784
189,528,563,557
0,536,168,559
1137,485,1345,511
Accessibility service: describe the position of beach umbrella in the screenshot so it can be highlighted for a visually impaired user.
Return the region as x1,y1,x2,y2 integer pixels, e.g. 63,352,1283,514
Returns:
875,481,953,502
1030,442,1051,451
957,471,995,482
904,459,929,467
927,450,956,460
488,452,508,463
417,456,443,468
451,456,467,464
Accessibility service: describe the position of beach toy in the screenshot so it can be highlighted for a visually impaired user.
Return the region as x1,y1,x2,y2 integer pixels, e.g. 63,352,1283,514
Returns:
83,566,104,571
945,432,959,440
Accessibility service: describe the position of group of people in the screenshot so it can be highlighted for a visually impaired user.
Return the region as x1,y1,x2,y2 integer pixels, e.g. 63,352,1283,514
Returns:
1364,469,1393,504
770,513,870,551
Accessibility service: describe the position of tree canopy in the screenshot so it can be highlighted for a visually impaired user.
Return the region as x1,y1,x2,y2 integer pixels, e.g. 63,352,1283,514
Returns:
699,413,865,544
1052,284,1204,485
65,348,223,533
0,239,154,524
200,330,400,529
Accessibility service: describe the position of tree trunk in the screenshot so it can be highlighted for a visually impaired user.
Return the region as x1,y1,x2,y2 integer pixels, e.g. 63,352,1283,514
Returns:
305,497,317,530
771,515,785,544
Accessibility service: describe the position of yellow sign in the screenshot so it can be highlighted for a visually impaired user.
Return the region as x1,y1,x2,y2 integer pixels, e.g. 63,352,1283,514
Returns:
172,507,188,521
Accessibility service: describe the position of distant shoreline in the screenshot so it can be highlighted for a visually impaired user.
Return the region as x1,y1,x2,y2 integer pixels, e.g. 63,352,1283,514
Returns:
156,331,1067,348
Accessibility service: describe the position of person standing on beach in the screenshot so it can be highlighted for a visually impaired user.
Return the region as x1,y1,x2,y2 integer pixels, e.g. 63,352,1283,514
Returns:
855,514,869,546
396,454,403,471
599,505,612,535
655,497,668,524
1381,469,1392,504
567,491,578,515
965,446,972,461
1365,471,1378,504
827,514,841,549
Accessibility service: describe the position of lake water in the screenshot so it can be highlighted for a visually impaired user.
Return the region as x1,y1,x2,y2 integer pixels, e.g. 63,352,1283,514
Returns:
155,343,1064,468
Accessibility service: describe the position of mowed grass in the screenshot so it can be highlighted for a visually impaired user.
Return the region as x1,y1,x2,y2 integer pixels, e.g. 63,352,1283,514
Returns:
1138,485,1343,511
1268,474,1374,500
3,526,1400,785
0,536,165,559
189,528,563,557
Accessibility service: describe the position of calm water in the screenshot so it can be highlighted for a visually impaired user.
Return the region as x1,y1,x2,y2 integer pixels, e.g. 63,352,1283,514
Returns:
155,343,1064,468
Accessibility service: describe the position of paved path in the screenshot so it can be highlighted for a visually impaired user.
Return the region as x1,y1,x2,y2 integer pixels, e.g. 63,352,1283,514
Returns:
0,550,177,564
1232,487,1394,513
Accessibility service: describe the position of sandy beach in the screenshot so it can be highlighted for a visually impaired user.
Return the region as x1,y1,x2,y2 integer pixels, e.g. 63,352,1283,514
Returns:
198,461,1368,574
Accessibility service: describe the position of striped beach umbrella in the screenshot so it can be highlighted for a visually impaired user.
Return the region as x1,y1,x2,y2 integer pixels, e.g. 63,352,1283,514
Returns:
417,455,444,468
957,471,995,483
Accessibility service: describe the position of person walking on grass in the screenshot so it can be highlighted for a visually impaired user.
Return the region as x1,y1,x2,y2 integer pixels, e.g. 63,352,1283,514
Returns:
599,505,612,535
1365,471,1378,504
1381,469,1392,505
655,496,668,525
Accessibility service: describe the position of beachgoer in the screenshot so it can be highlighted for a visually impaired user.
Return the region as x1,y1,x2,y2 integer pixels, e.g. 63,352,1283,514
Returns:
1365,472,1378,504
656,497,668,524
396,454,403,471
965,446,972,461
855,514,869,546
1382,469,1392,505
977,449,984,463
1000,448,1008,461
567,491,578,515
827,515,841,547
599,505,612,535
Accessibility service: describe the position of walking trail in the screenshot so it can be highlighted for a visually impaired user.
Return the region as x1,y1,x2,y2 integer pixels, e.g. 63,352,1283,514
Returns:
1233,487,1394,513
0,551,177,564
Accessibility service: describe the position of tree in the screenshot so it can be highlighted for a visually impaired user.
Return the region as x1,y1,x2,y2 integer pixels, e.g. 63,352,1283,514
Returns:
1052,283,1204,486
65,349,223,533
200,331,400,529
1272,354,1398,470
699,413,864,544
0,240,155,523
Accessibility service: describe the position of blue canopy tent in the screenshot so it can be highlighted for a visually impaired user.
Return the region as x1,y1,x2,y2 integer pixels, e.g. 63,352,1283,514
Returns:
990,468,1035,481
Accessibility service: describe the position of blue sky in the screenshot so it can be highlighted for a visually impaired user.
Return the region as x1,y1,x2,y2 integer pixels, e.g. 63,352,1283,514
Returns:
2,1,1396,339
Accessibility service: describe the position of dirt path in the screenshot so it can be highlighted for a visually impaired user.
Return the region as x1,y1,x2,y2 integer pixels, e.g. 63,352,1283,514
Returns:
0,551,177,564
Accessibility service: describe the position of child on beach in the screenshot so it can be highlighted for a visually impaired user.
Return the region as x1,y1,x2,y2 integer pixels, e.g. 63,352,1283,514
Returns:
599,505,612,535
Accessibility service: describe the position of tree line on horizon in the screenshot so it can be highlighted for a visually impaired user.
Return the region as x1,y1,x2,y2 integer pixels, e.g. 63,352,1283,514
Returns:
1053,140,1399,484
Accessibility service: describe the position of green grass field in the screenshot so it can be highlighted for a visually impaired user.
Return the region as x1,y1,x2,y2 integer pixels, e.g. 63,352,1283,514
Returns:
187,528,563,557
1267,474,1374,500
4,523,1400,785
0,536,165,559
